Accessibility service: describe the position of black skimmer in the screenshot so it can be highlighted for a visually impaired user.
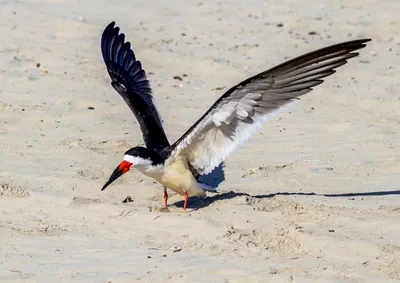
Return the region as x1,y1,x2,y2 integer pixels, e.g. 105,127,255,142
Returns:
100,21,370,211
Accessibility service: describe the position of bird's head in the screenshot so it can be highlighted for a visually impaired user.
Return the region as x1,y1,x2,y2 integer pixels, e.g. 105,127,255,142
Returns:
101,146,158,191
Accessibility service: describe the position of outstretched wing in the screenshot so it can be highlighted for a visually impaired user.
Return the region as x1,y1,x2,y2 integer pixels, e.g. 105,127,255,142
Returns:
101,22,170,151
169,39,371,174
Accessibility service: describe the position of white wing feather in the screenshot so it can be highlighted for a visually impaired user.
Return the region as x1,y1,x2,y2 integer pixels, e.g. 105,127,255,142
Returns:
173,92,297,174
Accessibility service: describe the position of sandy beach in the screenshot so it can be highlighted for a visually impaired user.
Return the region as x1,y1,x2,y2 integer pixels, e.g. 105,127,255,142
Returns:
1,0,399,282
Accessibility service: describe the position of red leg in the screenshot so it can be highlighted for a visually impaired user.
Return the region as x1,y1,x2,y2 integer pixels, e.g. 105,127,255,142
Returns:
183,192,188,211
163,187,168,208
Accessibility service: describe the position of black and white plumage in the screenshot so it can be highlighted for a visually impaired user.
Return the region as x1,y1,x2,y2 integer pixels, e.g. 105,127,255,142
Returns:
100,21,370,211
169,39,370,174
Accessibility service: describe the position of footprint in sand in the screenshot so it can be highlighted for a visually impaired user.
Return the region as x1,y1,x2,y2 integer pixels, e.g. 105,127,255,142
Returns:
68,196,105,208
241,164,291,178
0,183,30,198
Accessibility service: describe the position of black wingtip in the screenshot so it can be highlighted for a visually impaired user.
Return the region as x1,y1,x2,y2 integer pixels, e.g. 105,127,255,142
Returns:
101,21,117,44
354,38,371,48
107,21,116,29
101,21,132,67
101,21,119,62
100,21,149,89
330,38,371,53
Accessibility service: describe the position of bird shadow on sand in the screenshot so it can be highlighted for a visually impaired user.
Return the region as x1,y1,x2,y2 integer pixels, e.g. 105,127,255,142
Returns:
173,189,400,210
197,162,226,188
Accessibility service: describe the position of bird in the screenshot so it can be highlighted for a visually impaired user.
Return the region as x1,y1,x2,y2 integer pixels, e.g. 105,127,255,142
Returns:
99,21,370,211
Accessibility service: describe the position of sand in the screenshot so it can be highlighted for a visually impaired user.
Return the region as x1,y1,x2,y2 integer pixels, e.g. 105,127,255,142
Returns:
1,0,399,282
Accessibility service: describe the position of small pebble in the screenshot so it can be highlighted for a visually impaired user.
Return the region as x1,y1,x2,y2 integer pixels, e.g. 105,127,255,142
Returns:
122,196,133,203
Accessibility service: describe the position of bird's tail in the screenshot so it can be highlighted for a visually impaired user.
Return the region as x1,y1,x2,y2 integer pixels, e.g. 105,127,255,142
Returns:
197,182,218,193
